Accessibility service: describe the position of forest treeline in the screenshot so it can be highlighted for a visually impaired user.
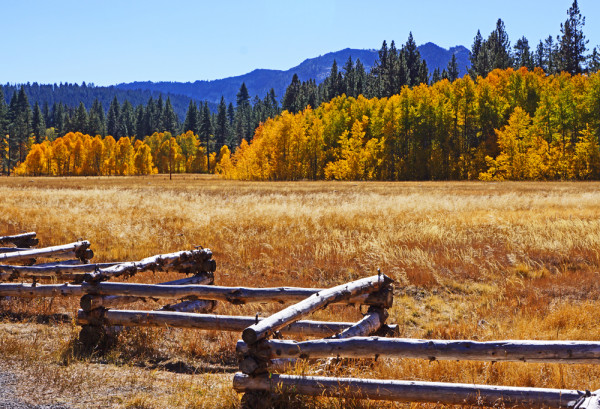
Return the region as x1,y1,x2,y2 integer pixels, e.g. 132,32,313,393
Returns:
13,131,231,176
220,68,600,181
7,0,600,180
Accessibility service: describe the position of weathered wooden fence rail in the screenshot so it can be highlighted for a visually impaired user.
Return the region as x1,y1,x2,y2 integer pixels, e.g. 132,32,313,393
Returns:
0,232,38,248
76,309,398,336
233,373,587,409
236,337,600,365
0,241,93,264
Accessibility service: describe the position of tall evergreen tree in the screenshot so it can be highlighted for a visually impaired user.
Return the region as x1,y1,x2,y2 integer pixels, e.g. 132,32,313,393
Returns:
488,19,513,70
234,83,252,144
0,87,8,174
342,56,355,97
106,96,120,137
447,54,459,82
556,0,588,74
9,87,32,165
53,102,66,136
163,97,179,135
215,96,228,151
404,32,422,86
72,102,88,135
88,99,106,136
514,36,534,70
354,59,367,97
32,102,46,143
282,73,302,113
469,30,485,78
199,102,213,172
120,100,135,138
183,100,199,135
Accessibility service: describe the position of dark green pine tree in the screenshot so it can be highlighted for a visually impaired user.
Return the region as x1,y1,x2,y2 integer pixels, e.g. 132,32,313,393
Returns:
556,0,588,74
9,87,32,165
390,40,408,95
488,19,513,70
42,101,51,129
199,102,213,172
72,102,88,135
162,97,179,135
589,47,600,73
282,73,302,114
32,102,46,143
119,100,135,138
534,40,546,70
372,40,389,98
404,32,422,86
431,67,442,83
354,59,367,97
234,83,252,145
447,54,459,82
88,99,106,136
326,60,343,101
183,100,199,135
214,96,228,150
300,79,318,109
135,105,146,138
514,36,534,70
155,95,165,132
143,97,157,136
342,56,355,98
106,96,121,137
544,35,558,74
0,87,8,174
418,60,429,85
265,88,280,118
469,30,485,78
53,102,66,136
13,87,33,162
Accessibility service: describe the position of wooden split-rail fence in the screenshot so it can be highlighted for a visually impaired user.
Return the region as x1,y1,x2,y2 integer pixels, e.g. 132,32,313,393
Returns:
1,232,599,408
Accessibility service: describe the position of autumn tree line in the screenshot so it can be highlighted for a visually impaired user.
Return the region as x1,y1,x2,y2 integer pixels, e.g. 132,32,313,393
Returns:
8,0,600,180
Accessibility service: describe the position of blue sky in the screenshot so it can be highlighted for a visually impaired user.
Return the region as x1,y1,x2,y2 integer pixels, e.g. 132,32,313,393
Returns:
1,0,599,86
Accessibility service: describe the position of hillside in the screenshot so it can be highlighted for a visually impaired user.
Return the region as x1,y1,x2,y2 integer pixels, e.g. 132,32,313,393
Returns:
115,44,471,104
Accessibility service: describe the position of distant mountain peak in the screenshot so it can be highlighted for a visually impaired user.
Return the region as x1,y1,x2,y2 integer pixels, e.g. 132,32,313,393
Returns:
116,43,471,104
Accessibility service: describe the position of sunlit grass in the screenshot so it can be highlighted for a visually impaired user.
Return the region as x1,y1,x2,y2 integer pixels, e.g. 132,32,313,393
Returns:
1,175,600,407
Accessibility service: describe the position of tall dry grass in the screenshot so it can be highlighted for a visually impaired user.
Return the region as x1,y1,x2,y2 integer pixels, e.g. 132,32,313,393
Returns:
1,175,600,408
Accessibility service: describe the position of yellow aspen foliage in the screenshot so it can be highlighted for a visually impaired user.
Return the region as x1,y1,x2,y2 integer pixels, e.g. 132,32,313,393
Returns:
572,126,600,179
133,143,155,175
215,145,234,178
114,137,134,175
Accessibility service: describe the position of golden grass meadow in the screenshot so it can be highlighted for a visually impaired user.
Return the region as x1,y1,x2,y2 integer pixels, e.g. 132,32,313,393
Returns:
1,175,600,408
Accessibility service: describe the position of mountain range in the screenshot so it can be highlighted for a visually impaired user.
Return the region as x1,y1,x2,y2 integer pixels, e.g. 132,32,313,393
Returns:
115,43,471,105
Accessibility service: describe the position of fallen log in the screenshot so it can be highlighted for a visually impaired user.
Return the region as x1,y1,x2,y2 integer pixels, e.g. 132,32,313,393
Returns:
76,309,397,337
0,241,92,263
242,274,392,345
0,262,119,282
0,232,38,248
232,373,582,408
82,249,215,282
236,337,600,364
80,273,214,311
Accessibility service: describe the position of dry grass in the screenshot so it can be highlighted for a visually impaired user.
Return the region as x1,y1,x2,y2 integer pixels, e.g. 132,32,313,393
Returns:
1,175,600,408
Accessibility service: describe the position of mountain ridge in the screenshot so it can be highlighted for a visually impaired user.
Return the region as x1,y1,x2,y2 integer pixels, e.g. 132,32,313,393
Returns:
115,43,470,105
